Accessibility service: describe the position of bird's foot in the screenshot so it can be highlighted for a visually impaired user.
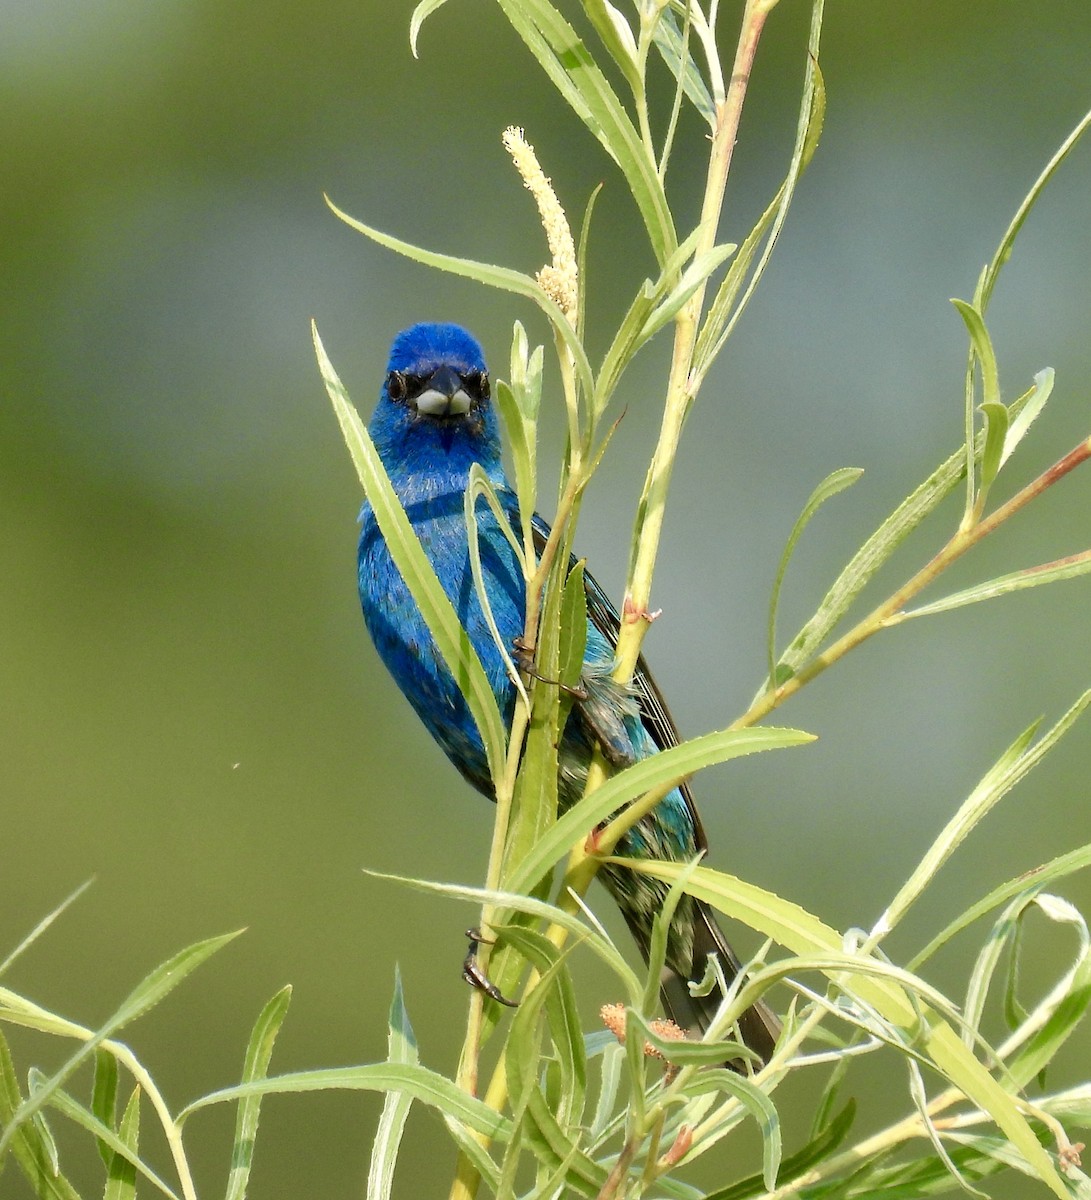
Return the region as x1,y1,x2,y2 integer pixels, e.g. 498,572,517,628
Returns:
462,928,519,1007
512,637,588,699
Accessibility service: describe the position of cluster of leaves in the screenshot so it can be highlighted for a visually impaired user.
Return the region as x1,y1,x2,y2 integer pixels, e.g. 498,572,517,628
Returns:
4,0,1091,1198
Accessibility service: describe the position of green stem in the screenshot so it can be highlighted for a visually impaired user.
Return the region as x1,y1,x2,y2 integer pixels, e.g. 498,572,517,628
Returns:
614,0,774,686
735,434,1091,730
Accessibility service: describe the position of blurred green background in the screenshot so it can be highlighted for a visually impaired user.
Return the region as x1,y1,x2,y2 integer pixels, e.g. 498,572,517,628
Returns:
3,1,1091,1196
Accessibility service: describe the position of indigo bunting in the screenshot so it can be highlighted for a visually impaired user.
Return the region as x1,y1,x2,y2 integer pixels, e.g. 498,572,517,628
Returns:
358,322,778,1063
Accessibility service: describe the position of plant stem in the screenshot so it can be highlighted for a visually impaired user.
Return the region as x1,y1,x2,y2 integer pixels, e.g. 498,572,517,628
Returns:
614,0,774,687
735,433,1091,730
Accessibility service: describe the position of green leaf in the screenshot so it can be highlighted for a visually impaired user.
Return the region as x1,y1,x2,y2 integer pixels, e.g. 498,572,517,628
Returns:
92,1048,119,1167
27,1082,180,1200
0,1035,81,1200
1000,368,1054,468
637,241,737,341
506,726,814,898
492,0,676,265
363,873,643,1002
978,105,1091,316
651,7,716,130
367,971,418,1200
0,931,241,1164
978,400,1009,499
901,549,1091,620
103,1087,141,1200
582,0,641,95
494,925,586,1132
705,1099,856,1200
952,299,1001,409
226,985,292,1200
693,38,826,379
324,198,593,398
768,385,1037,684
408,0,451,56
675,1063,782,1191
764,467,864,691
314,323,508,783
465,464,529,714
618,860,1073,1200
912,840,1091,971
1003,895,1091,1089
179,1064,511,1141
0,879,94,980
503,952,605,1194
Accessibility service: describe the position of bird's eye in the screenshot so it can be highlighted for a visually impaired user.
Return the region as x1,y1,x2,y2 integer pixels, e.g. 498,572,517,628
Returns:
387,371,408,401
464,371,490,400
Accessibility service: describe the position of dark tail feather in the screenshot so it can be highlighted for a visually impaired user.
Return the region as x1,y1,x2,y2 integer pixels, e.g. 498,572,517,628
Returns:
657,900,780,1069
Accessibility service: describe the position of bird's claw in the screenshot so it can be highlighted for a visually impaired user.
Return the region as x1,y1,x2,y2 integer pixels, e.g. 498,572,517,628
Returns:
511,638,588,700
463,928,519,1007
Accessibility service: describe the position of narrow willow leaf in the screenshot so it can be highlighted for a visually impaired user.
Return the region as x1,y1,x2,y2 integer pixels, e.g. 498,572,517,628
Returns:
705,1099,856,1200
314,323,508,782
558,559,588,699
0,1037,81,1200
178,1064,511,1141
764,467,864,692
506,726,814,898
575,183,602,340
582,0,641,93
21,1080,178,1200
495,381,536,551
464,464,529,712
594,227,703,413
408,0,450,55
963,892,1036,1047
637,242,737,341
226,985,292,1200
443,1116,503,1193
588,1042,623,1143
911,841,1091,971
886,688,1089,945
495,925,586,1131
693,34,826,378
1003,896,1091,1089
651,7,716,130
978,105,1091,315
615,859,1073,1199
492,0,676,265
952,299,1001,409
900,549,1091,620
770,399,1018,681
678,1065,782,1191
367,972,418,1200
907,1056,991,1200
324,198,593,397
92,1048,119,1167
0,931,241,1163
24,1074,60,1180
104,1087,141,1200
871,713,1047,942
0,879,94,979
1001,368,1054,468
978,400,1009,501
363,873,642,1002
503,954,605,1194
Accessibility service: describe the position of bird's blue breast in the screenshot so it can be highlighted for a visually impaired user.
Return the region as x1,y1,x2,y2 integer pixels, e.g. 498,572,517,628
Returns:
358,488,525,794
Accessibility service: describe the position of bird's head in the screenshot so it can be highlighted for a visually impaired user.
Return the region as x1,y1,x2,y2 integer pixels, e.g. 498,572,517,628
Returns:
369,322,502,484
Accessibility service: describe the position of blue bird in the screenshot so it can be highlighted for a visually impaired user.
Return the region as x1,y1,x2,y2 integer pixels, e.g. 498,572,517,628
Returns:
357,321,779,1063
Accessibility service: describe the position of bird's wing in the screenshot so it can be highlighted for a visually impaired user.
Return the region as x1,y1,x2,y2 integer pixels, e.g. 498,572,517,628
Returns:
530,514,709,855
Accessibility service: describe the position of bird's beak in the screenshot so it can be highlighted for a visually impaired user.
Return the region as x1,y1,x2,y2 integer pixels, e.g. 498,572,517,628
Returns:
413,364,472,417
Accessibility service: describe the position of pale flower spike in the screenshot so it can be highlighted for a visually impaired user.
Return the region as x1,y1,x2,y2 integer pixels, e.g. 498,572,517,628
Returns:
502,125,579,322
